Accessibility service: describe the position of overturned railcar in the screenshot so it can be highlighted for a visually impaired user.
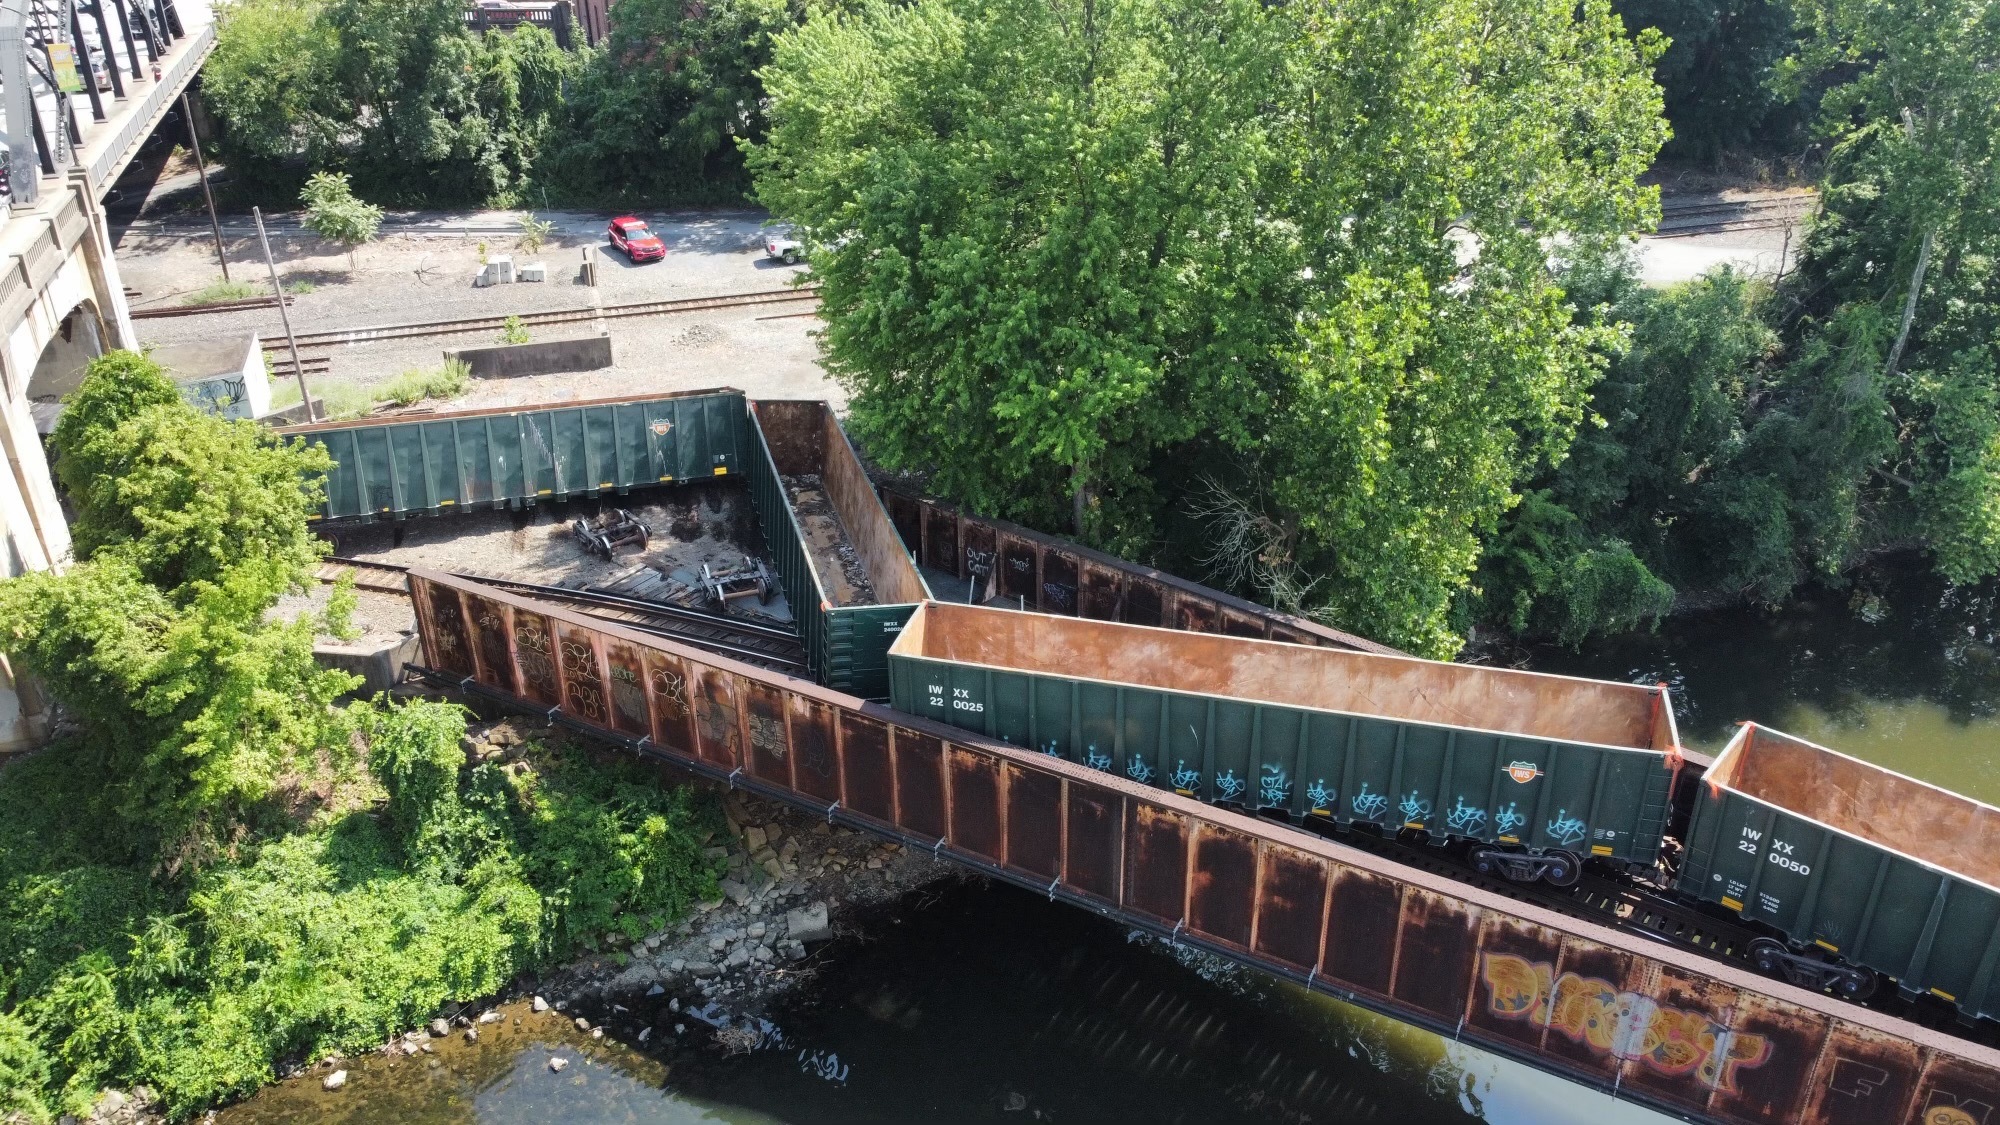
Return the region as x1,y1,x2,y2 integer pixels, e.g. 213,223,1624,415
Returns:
743,400,930,700
1681,723,2000,1016
887,601,1680,883
281,388,747,523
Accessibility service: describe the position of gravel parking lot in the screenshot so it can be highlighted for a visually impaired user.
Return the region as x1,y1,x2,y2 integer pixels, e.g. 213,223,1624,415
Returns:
116,210,840,412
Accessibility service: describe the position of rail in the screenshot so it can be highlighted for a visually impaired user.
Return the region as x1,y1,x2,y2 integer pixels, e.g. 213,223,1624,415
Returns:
405,568,2000,1125
258,287,819,351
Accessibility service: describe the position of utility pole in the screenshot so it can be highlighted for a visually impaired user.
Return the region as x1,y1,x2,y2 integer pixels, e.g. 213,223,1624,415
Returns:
253,206,313,422
180,91,227,280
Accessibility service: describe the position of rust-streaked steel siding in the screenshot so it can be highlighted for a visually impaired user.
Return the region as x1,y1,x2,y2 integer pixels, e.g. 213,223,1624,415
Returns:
279,388,746,522
1682,723,2000,1024
875,483,1398,654
887,601,1677,865
408,569,2000,1125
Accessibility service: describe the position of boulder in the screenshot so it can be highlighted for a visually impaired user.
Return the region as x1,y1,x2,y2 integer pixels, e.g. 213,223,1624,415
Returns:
531,996,549,1013
786,902,832,943
720,878,751,906
548,1057,569,1073
322,1070,348,1092
429,1018,450,1038
744,825,767,851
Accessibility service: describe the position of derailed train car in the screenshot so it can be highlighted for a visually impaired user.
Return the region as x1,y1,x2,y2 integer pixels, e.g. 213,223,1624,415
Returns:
887,601,1681,884
743,400,931,700
1681,722,2000,1018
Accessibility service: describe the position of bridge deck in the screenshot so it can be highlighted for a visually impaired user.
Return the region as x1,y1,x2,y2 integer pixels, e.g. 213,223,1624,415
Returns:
407,568,2000,1125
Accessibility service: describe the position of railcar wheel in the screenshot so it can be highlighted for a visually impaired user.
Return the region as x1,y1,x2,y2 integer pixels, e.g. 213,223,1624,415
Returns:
1834,969,1878,1002
1749,938,1787,976
1470,847,1499,877
1541,850,1582,888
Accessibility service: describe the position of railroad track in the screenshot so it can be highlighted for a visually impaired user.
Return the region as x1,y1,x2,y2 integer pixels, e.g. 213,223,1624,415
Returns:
259,286,819,352
1652,195,1816,239
318,557,809,674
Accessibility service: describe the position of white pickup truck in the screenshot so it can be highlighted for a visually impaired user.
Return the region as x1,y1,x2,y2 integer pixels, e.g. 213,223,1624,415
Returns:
765,233,803,264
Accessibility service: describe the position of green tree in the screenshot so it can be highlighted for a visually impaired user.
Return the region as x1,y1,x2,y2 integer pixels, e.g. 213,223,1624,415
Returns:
751,0,1667,655
299,172,383,272
1613,0,1804,164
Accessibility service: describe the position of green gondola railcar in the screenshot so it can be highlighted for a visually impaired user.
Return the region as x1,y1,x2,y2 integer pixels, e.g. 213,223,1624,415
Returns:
887,602,1681,884
281,388,746,523
743,400,930,700
1679,723,2000,1014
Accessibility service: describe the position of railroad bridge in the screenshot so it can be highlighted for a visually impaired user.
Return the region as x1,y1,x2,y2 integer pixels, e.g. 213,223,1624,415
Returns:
0,0,212,747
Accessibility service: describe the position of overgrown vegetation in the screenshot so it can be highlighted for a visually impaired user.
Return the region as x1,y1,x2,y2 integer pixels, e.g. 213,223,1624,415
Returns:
299,171,384,271
0,352,717,1119
181,279,261,307
379,358,472,407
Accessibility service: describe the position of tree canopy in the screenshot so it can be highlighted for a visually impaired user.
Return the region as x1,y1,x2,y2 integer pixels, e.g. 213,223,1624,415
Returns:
749,0,1666,655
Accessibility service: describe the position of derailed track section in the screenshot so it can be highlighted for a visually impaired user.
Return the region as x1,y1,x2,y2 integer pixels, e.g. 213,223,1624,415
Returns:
405,570,2000,1125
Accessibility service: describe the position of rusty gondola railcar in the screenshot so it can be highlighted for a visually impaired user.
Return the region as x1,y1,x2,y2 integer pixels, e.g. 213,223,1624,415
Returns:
1680,722,2000,1017
743,400,930,700
280,388,747,523
887,601,1681,884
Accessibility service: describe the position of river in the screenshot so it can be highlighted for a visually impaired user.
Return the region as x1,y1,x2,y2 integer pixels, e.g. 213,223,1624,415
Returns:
223,560,2000,1123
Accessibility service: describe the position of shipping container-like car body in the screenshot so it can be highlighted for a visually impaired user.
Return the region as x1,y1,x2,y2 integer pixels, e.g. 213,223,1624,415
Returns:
888,602,1680,874
281,388,746,523
744,400,929,699
1679,723,2000,1017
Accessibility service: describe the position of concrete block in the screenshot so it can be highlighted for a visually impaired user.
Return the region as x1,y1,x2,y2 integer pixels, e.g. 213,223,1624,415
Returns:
491,254,515,284
443,335,613,379
518,261,546,282
314,632,420,695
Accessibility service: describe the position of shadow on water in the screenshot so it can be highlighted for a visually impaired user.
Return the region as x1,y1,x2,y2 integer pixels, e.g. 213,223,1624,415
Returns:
1525,555,2000,800
221,882,1678,1124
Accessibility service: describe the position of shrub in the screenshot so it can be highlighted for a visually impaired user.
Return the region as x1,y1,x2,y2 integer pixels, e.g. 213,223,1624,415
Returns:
182,279,261,307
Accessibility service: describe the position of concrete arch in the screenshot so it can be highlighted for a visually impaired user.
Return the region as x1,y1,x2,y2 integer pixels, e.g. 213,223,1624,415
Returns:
25,296,109,404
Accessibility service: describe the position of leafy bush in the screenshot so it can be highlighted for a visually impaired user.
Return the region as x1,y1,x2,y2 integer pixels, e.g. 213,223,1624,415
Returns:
181,279,261,307
378,359,471,407
516,212,554,255
300,172,383,270
497,315,530,346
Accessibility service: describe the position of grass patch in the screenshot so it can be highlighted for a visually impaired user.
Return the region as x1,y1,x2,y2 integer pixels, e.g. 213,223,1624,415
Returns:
284,280,316,295
181,279,261,307
378,359,471,407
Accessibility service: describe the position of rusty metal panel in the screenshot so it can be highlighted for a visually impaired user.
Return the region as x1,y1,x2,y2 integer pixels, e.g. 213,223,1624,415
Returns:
1220,607,1266,638
1079,561,1121,621
1124,802,1190,924
882,487,923,555
1042,552,1079,615
1465,917,1567,1057
833,705,891,819
1252,845,1328,972
1188,825,1257,950
1716,993,1862,1125
1616,966,1751,1115
512,608,561,706
1907,1054,2000,1125
423,583,475,676
465,593,519,694
741,679,792,786
997,534,1038,602
892,729,947,842
962,521,996,586
1063,787,1122,904
1534,936,1650,1081
948,746,1004,863
1124,577,1164,628
643,649,696,755
1176,596,1218,634
788,692,841,804
1322,866,1399,996
691,665,741,768
1798,1024,1922,1125
1003,763,1063,879
555,621,610,727
1390,888,1479,1019
603,638,650,737
924,504,959,573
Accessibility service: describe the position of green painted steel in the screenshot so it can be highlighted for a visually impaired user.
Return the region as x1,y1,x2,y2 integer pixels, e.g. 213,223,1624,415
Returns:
1679,728,2000,1021
888,646,1674,865
287,390,746,523
741,407,926,700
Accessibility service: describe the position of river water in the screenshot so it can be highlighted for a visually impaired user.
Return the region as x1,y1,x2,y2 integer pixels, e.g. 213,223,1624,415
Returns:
224,559,2000,1123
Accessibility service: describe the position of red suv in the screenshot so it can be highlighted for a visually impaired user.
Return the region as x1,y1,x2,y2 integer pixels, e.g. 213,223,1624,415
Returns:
608,216,666,263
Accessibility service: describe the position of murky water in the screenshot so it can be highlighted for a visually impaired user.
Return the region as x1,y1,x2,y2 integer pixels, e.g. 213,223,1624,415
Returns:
1525,556,2000,801
221,883,1672,1124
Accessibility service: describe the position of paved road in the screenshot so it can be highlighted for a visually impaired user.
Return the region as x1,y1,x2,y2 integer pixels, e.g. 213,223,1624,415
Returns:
1636,190,1813,285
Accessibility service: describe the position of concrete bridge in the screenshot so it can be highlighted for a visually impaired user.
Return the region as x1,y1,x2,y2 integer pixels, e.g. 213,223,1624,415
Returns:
0,0,212,747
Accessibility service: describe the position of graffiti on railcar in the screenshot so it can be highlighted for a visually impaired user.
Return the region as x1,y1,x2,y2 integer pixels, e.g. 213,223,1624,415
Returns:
468,595,515,691
556,625,607,724
1478,953,1772,1092
425,585,472,672
513,611,559,705
604,641,650,736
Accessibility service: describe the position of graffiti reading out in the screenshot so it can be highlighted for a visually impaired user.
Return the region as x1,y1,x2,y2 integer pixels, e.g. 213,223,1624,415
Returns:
1084,746,1112,773
1478,953,1772,1093
1546,810,1588,846
1215,769,1247,801
1126,758,1156,785
1351,783,1389,820
1042,740,1064,758
1260,763,1291,807
1305,778,1335,813
1398,790,1432,824
1494,802,1526,837
1170,760,1202,794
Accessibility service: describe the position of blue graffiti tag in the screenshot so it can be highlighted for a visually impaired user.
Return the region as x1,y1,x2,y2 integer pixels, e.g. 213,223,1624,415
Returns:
1494,802,1526,837
1260,763,1291,806
1084,746,1112,773
1215,769,1247,801
1041,740,1063,758
1397,791,1432,823
1305,778,1335,812
798,1049,850,1084
1351,783,1389,820
1170,760,1202,794
1445,797,1488,834
1126,757,1156,785
1546,809,1587,846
